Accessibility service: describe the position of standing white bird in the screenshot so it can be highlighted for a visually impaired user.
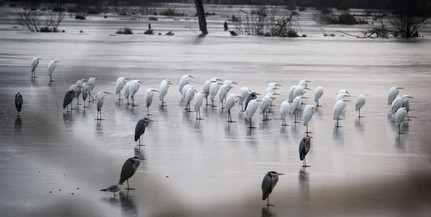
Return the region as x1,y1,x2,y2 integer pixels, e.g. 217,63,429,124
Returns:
100,184,122,197
388,86,403,105
194,92,204,120
261,171,284,207
95,91,110,120
302,105,315,134
143,88,158,115
259,95,273,121
128,80,142,106
178,74,193,95
333,99,347,127
225,94,240,122
73,79,85,106
293,85,309,99
218,84,229,109
279,100,290,126
401,95,413,120
245,99,259,128
209,82,220,107
87,77,97,101
203,77,221,105
123,80,133,105
290,96,304,123
159,79,173,106
31,57,41,79
238,87,251,111
355,94,366,118
115,77,128,101
314,86,324,107
394,107,407,134
390,96,403,114
184,86,196,111
181,84,191,102
298,79,310,88
47,60,59,82
288,85,297,103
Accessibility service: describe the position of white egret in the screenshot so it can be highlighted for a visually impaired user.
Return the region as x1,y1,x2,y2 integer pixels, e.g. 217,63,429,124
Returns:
299,136,311,167
123,80,133,105
238,87,251,111
293,85,310,99
115,76,128,101
143,88,158,115
31,57,41,79
135,118,150,146
95,91,110,120
129,80,142,106
290,96,304,123
333,99,347,127
181,84,191,102
63,90,75,112
288,85,297,103
267,82,281,90
245,99,259,128
302,105,315,134
209,82,220,107
223,80,237,91
81,82,93,107
314,86,324,107
72,79,85,106
119,156,140,190
178,74,193,95
194,92,205,120
355,94,366,118
101,184,122,197
86,77,97,101
390,96,403,114
401,95,413,120
203,77,221,105
225,94,241,122
184,86,196,111
388,86,403,105
159,79,173,106
15,92,23,116
338,89,350,95
47,60,59,82
394,107,407,134
218,84,229,109
279,100,290,126
261,171,284,207
259,95,273,121
298,79,310,88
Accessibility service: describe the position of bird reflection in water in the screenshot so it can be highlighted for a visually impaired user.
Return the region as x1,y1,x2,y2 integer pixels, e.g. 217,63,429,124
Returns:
261,206,274,217
14,116,22,129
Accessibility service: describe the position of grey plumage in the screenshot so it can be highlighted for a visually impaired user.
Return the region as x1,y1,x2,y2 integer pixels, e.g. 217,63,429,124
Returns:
261,171,283,206
299,136,311,167
119,156,140,190
63,90,75,111
101,184,122,197
244,92,258,111
15,92,23,115
135,117,150,146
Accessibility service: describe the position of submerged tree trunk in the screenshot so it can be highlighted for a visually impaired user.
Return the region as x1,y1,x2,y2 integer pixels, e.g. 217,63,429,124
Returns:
194,0,208,35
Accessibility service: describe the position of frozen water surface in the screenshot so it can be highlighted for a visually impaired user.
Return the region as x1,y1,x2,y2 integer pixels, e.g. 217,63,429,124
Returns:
0,4,431,217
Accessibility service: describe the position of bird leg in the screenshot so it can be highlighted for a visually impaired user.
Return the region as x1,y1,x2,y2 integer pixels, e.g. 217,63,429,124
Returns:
266,198,274,207
125,179,135,191
49,75,54,82
302,158,310,167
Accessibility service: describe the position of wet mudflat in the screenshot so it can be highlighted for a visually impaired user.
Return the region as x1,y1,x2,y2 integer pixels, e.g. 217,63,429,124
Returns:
1,4,431,217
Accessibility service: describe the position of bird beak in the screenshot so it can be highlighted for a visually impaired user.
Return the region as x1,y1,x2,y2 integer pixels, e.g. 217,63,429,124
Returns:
153,89,159,92
305,87,311,90
301,96,308,99
408,96,414,98
138,81,143,84
255,99,262,102
168,81,174,85
276,83,282,87
255,92,261,95
216,78,223,82
272,93,280,96
189,75,194,78
276,172,285,175
105,92,112,94
343,99,351,102
232,81,238,85
398,87,404,89
305,80,311,83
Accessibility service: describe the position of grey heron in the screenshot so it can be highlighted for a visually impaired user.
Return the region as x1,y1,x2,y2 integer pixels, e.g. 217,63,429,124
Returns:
135,117,150,146
63,90,75,112
119,156,141,190
15,92,23,116
244,91,259,111
261,171,284,207
101,184,122,197
299,136,311,167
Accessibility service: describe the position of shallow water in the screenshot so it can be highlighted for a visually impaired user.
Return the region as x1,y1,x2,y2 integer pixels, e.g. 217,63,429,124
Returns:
1,4,431,217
